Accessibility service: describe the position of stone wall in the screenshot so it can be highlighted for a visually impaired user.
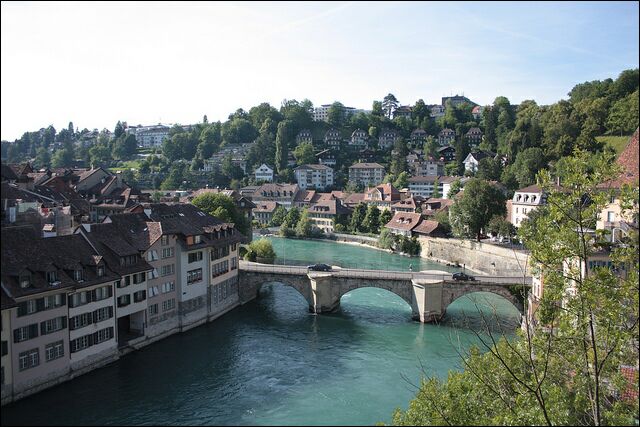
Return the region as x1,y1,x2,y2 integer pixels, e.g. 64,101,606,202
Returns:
418,237,531,276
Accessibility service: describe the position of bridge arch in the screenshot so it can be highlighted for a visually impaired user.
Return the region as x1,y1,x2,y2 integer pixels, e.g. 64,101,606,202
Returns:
442,285,524,316
334,278,416,311
257,279,313,307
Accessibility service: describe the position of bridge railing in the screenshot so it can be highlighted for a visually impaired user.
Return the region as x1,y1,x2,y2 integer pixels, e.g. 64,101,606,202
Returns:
239,261,532,285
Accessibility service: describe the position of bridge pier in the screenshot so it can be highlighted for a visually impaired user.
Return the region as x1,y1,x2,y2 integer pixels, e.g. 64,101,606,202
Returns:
411,280,444,323
309,273,340,314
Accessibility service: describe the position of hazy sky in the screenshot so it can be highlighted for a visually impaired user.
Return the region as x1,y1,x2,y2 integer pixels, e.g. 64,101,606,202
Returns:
1,1,638,140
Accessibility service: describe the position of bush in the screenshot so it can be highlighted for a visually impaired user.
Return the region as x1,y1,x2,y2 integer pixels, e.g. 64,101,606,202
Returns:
246,238,276,263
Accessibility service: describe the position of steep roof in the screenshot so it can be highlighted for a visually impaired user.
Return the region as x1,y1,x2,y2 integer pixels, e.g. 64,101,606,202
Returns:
601,128,639,189
349,162,384,169
385,212,423,231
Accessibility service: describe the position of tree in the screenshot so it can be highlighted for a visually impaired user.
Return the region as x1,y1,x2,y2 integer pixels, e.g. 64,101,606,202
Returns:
51,147,74,168
275,120,293,174
269,205,287,227
392,150,639,426
511,147,547,188
394,171,410,190
379,209,393,229
606,90,639,135
349,202,368,233
245,238,276,263
327,102,346,128
114,121,125,139
295,208,313,237
447,178,462,199
191,192,250,236
362,205,381,234
161,163,186,190
89,143,111,167
34,147,51,168
391,137,408,176
293,141,315,165
382,93,399,119
476,157,503,181
431,177,441,198
424,136,439,159
449,178,506,241
282,207,301,230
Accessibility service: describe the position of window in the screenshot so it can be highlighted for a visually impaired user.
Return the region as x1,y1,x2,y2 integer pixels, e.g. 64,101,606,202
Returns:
213,285,219,305
46,270,58,283
147,250,159,261
97,266,105,277
94,306,113,323
161,264,175,276
133,272,146,284
45,340,64,362
607,211,615,222
150,268,159,279
188,251,203,263
70,312,93,330
162,247,174,259
73,269,84,281
231,243,237,251
117,295,131,308
161,235,169,246
162,281,175,293
17,299,38,317
94,286,111,301
187,268,203,285
13,324,38,343
43,294,64,310
162,299,175,312
41,316,66,335
70,335,92,353
212,260,229,278
94,327,114,344
20,274,31,288
149,286,160,297
231,257,238,270
70,291,89,308
148,304,159,316
19,349,39,371
1,341,7,356
194,235,202,244
133,290,146,303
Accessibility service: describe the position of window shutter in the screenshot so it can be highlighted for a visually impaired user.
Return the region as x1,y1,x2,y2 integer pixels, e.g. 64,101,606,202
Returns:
17,302,27,317
87,313,93,325
60,294,67,306
91,290,97,302
92,311,98,324
29,323,39,338
108,306,113,318
61,316,67,329
36,298,44,311
68,296,75,309
40,322,46,336
89,333,95,346
108,327,114,339
108,286,113,298
13,329,20,343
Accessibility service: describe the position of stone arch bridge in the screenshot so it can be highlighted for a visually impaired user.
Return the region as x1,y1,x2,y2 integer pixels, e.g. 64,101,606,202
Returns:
239,262,530,323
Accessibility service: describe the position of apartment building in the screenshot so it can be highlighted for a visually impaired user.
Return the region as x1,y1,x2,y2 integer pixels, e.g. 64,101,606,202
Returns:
408,176,456,199
348,163,385,187
252,183,300,209
254,164,274,183
294,164,334,190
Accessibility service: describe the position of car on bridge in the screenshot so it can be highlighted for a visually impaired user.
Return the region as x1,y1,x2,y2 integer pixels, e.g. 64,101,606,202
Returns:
452,272,475,281
307,263,332,272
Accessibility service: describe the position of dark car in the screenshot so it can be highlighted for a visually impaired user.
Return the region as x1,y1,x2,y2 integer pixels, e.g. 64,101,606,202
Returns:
307,263,332,272
452,272,475,281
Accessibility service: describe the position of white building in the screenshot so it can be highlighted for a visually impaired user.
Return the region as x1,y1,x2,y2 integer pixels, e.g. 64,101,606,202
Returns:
463,151,494,173
294,164,334,190
254,164,274,183
511,184,546,227
348,163,385,187
408,176,457,199
128,125,171,148
414,160,445,177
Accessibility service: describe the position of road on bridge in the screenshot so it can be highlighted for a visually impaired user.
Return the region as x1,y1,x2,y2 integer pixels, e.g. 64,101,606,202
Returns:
239,261,532,285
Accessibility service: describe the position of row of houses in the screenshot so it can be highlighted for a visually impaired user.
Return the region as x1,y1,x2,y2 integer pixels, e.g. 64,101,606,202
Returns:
1,203,246,405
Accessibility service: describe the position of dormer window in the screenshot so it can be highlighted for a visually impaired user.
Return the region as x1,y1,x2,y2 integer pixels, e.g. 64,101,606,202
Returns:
97,266,105,277
47,271,58,283
73,269,84,282
20,274,31,288
194,235,202,244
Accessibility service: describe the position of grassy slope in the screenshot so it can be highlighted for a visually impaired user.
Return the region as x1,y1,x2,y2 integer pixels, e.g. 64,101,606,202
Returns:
596,135,631,155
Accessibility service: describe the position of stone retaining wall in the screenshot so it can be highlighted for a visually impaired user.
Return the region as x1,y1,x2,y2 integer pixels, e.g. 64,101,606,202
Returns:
418,237,531,276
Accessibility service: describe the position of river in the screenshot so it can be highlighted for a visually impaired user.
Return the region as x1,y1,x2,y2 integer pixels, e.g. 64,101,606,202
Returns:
1,236,521,426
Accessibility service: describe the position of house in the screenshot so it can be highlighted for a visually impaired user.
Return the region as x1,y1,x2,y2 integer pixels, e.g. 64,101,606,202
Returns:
1,227,121,404
430,104,445,118
472,105,485,120
384,212,423,237
364,183,401,210
441,95,478,108
422,198,454,217
465,127,483,146
511,184,547,227
296,129,313,145
294,164,334,191
252,183,300,209
438,129,456,146
324,129,342,146
348,163,385,187
463,150,495,173
410,129,428,146
254,164,274,183
391,196,423,213
437,146,456,163
358,148,376,163
316,148,336,167
254,202,280,226
378,129,399,149
393,105,412,119
307,199,351,234
350,129,368,147
413,220,448,238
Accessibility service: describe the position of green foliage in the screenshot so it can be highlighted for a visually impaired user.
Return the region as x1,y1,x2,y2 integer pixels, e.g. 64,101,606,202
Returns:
450,178,507,241
362,205,381,234
377,227,397,250
398,235,420,255
327,102,346,128
431,177,441,198
390,137,408,176
476,157,503,181
379,208,393,229
282,207,301,230
245,238,276,263
446,178,462,199
293,141,315,166
606,90,639,135
269,205,287,227
191,192,250,236
382,93,399,119
393,171,410,190
275,120,294,173
510,147,547,188
349,202,368,233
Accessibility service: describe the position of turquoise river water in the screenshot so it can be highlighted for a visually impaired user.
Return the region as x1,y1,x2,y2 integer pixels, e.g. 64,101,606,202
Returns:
1,236,521,426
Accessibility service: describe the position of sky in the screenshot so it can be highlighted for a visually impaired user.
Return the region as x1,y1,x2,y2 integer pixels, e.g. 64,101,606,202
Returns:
1,1,638,141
